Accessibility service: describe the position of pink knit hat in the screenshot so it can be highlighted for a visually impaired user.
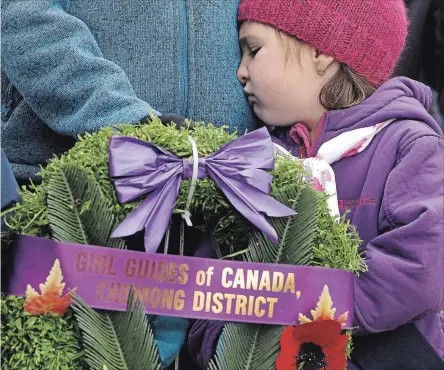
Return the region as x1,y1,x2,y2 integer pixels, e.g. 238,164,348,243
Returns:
238,0,408,86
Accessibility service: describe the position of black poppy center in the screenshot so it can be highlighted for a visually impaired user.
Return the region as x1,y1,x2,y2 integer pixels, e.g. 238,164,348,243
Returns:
295,342,328,370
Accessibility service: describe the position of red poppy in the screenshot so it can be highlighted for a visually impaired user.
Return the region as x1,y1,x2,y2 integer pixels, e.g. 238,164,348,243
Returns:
276,320,349,370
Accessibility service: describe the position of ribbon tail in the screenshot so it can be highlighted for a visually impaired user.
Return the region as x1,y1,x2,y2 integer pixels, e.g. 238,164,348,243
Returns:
238,168,273,193
111,197,153,238
111,175,181,253
142,175,181,253
207,165,296,244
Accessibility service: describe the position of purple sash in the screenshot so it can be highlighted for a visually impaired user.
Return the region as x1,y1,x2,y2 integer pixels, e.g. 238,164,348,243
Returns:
5,235,354,326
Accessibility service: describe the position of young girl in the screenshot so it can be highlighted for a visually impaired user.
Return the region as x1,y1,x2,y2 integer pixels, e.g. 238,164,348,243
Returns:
188,0,444,368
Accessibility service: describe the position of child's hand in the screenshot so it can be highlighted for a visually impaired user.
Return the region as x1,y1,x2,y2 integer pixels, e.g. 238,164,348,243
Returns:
139,114,192,130
159,113,191,129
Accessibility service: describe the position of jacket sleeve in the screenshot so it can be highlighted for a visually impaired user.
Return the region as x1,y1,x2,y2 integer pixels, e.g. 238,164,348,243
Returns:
1,0,159,137
188,320,225,369
186,232,225,369
1,150,21,229
354,134,444,334
187,232,224,368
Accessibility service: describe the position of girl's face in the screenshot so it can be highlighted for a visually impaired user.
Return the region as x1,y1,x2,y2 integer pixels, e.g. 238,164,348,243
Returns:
237,22,337,131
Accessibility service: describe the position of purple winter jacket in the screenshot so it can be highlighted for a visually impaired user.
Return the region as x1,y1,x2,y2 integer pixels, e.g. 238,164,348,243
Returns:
188,77,444,368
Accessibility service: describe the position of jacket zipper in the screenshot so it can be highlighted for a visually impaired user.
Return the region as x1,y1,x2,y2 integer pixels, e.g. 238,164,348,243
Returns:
178,0,189,116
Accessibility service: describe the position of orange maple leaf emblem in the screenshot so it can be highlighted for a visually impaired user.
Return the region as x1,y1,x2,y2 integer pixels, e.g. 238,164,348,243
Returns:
24,259,76,316
298,285,349,327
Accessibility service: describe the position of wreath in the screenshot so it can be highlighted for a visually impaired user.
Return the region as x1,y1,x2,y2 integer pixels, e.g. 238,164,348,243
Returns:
1,118,365,370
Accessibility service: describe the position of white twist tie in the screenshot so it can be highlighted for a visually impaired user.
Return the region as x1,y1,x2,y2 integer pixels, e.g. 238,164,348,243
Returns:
182,135,199,227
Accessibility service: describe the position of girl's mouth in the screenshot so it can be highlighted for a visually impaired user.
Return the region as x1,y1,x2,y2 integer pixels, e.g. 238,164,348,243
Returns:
247,95,257,106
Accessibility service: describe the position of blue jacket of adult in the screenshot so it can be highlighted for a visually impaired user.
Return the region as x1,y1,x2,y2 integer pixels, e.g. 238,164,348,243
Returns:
1,0,255,183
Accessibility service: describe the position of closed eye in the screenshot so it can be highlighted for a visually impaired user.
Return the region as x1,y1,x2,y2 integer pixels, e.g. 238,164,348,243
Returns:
249,48,260,57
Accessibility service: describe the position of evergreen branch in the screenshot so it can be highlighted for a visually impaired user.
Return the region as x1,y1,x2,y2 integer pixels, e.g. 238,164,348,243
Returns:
47,165,89,245
209,187,320,370
245,187,319,266
72,289,161,370
208,324,284,370
46,165,125,249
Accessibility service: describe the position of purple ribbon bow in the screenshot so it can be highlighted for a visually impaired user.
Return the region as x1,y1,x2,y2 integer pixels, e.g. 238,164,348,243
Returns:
109,127,296,253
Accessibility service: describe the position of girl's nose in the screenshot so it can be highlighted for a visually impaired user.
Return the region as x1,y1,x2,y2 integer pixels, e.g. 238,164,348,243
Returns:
237,62,249,86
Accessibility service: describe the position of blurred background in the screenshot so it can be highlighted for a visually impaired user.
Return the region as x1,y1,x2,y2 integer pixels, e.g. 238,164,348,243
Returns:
394,0,444,129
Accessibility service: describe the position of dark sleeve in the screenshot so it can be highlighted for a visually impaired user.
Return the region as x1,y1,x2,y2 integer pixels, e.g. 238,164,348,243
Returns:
188,320,225,369
394,0,435,79
435,0,444,113
187,232,225,369
1,150,21,223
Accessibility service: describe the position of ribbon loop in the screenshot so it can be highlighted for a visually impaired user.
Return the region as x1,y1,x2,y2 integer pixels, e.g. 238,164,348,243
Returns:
109,128,296,253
